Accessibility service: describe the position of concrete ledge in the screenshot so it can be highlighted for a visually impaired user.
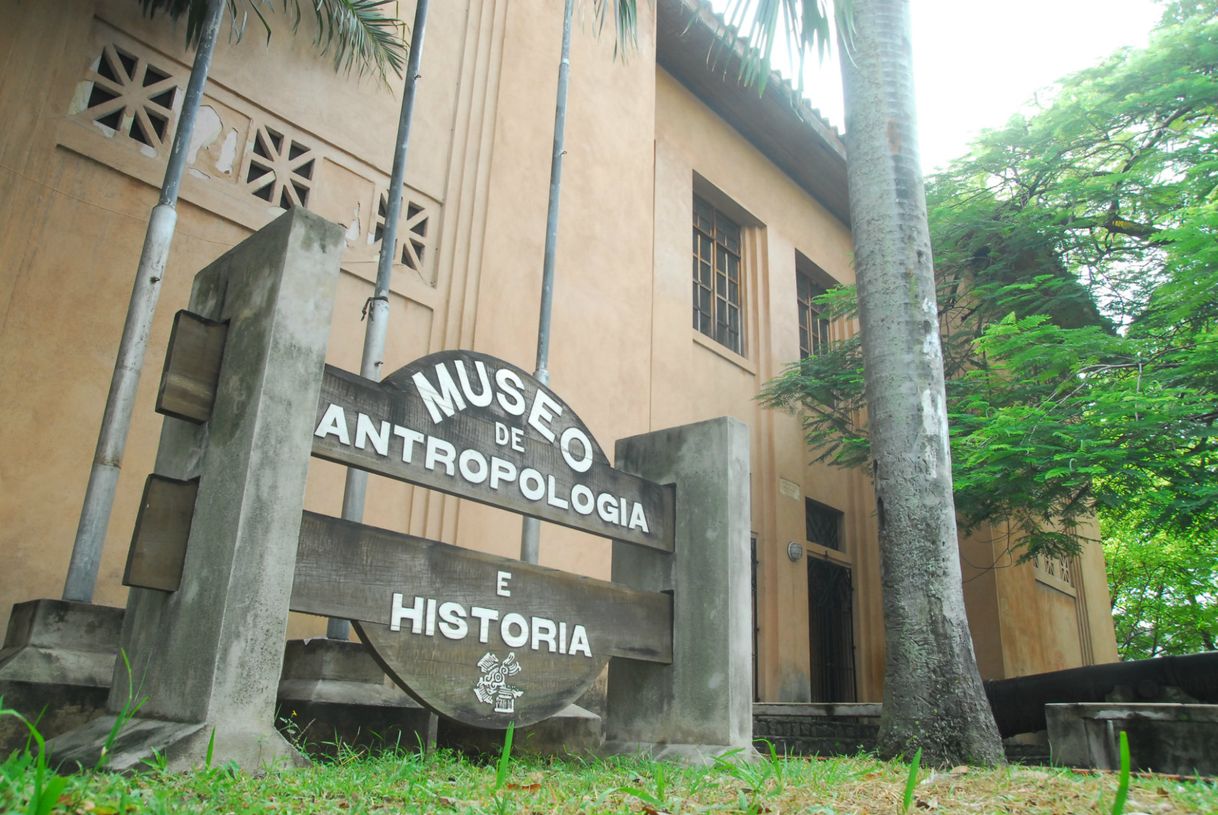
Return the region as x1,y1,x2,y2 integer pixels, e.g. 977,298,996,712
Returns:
601,740,759,766
0,600,123,686
0,600,124,754
277,638,430,755
0,680,109,757
45,713,306,773
1047,703,1218,776
753,702,880,756
753,703,882,718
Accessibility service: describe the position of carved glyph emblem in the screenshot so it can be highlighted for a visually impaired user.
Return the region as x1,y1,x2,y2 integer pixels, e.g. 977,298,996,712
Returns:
474,652,523,715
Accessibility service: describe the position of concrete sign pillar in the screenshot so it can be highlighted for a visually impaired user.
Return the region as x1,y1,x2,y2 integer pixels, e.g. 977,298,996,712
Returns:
47,209,342,771
604,417,753,761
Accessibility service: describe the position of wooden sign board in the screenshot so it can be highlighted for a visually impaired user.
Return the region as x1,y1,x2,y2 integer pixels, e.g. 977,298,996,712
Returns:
291,512,672,727
310,350,675,552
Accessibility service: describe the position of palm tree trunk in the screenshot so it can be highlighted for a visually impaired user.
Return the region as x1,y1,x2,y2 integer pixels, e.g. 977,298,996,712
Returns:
839,0,1004,766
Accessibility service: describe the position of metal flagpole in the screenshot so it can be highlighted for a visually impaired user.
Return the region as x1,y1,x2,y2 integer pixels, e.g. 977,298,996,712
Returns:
328,0,431,640
63,0,226,603
520,0,576,565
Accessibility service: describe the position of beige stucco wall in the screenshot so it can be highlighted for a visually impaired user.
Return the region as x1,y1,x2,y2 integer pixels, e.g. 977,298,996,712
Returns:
962,519,1120,681
0,0,473,639
0,0,1118,703
651,69,883,701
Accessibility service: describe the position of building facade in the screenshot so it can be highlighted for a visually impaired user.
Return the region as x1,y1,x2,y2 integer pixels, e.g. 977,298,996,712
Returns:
0,0,1118,705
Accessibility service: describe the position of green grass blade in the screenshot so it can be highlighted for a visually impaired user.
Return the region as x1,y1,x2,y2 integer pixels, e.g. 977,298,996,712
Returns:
32,774,67,815
493,722,514,791
1111,730,1130,815
902,747,922,814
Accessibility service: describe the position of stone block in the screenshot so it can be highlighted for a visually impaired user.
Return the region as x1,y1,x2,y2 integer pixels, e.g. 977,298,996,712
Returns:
1047,702,1218,775
46,208,343,773
277,638,430,756
603,418,753,763
0,600,123,686
0,600,124,753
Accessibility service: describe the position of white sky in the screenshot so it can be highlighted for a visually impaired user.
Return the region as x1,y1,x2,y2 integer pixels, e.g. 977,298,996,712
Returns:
778,0,1164,173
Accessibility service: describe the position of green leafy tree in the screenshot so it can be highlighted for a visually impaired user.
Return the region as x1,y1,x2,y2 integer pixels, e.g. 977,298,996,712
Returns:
761,4,1218,656
1105,514,1217,660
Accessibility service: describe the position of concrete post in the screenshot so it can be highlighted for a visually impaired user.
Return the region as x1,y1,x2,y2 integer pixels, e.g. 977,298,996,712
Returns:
604,417,753,762
47,209,342,771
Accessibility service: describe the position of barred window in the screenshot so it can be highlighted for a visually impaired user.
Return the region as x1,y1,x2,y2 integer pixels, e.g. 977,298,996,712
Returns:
805,498,843,551
797,270,831,359
692,195,744,355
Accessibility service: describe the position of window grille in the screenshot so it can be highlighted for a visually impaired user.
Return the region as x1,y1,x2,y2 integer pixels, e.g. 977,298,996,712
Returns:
244,124,316,210
692,195,744,355
805,498,843,551
372,190,432,273
76,44,180,152
797,270,832,359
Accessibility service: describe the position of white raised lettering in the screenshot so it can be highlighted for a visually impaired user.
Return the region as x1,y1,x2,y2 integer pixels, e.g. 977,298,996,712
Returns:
527,390,563,442
425,436,457,476
470,606,498,643
501,613,529,648
456,359,494,407
425,598,437,636
390,593,424,634
568,624,592,658
392,425,425,463
494,368,526,416
571,485,595,515
496,571,512,597
546,475,569,509
458,449,488,484
596,492,620,525
355,413,391,456
531,616,558,652
314,404,350,445
559,426,594,473
489,457,518,491
494,422,510,446
412,364,467,424
519,468,545,501
438,601,468,640
629,502,650,534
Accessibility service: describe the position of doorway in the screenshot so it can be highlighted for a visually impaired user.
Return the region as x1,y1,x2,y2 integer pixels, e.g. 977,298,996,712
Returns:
807,557,857,702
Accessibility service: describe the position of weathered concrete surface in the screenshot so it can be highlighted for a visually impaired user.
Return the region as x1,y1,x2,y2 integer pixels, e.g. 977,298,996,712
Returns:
1047,702,1218,775
46,208,342,772
45,714,283,773
0,600,123,686
0,600,123,752
603,417,753,762
0,596,121,687
277,638,430,756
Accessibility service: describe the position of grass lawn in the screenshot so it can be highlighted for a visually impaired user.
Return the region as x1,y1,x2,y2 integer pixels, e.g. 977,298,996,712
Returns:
2,736,1215,815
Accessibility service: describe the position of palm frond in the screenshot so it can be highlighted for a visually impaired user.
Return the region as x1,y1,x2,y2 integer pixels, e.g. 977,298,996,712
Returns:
136,0,406,79
295,0,407,78
592,0,639,58
717,0,851,91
